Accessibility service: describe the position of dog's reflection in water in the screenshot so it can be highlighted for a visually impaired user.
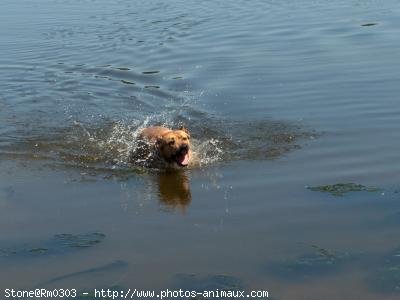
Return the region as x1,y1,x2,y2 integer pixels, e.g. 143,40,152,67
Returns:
157,171,191,210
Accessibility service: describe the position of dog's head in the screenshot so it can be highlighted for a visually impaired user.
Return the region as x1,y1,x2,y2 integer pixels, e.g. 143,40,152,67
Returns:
156,127,191,167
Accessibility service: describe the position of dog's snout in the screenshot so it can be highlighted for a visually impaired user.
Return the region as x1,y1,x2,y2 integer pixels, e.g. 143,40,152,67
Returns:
180,144,189,152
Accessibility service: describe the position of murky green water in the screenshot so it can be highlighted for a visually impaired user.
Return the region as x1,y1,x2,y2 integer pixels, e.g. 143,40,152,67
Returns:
1,0,400,299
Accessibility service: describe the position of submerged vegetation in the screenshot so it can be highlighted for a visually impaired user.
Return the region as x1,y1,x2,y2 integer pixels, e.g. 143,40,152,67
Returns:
266,244,357,280
54,232,106,248
0,232,105,258
307,183,381,196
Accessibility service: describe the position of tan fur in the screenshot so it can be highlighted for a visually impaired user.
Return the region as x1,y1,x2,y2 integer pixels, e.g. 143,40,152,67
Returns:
139,126,192,167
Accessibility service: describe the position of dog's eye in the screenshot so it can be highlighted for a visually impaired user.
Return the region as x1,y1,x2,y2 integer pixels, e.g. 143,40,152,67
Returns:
168,140,175,145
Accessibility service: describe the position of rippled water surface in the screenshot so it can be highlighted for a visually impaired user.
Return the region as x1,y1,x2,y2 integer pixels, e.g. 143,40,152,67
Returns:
1,0,400,299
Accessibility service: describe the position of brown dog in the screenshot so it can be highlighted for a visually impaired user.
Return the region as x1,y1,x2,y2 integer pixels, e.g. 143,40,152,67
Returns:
139,126,191,167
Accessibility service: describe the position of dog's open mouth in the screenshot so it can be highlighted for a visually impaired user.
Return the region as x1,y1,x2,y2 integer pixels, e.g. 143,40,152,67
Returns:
173,148,190,167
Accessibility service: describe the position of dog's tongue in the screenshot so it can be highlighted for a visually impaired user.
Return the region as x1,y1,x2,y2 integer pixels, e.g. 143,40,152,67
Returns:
176,152,189,166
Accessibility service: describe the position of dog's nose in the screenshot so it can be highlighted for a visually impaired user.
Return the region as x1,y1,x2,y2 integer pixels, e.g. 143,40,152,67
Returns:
180,144,189,152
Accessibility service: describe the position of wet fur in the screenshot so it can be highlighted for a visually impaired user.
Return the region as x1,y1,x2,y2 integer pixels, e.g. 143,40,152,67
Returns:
137,126,192,168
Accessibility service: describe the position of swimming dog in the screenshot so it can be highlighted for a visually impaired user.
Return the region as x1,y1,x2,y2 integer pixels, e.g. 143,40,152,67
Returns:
138,126,191,168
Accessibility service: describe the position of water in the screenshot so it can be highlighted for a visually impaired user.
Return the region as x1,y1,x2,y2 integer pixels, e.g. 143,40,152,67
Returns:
1,0,400,298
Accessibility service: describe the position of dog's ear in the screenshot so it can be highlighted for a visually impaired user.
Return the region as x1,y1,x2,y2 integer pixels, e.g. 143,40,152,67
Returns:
179,126,190,134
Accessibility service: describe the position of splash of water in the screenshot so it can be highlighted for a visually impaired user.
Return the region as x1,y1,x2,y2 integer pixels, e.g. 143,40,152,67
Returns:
0,114,313,173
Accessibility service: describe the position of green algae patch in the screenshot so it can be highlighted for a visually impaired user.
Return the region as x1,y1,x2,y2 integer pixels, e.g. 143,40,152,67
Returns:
310,244,337,260
266,244,358,281
54,232,106,248
29,248,48,254
0,246,48,257
0,232,106,259
307,183,380,196
0,248,18,257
